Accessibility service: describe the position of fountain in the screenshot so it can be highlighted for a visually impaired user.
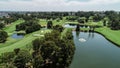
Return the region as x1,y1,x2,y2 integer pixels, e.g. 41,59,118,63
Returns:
79,38,86,42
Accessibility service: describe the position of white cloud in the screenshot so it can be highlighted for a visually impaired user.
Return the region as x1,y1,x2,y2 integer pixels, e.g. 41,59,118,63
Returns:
0,0,120,11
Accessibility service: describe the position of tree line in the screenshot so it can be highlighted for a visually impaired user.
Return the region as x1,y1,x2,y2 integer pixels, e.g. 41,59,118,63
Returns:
0,30,8,43
16,20,41,34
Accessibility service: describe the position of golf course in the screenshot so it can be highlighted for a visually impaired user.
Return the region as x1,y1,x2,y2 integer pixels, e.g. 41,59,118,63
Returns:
0,11,120,68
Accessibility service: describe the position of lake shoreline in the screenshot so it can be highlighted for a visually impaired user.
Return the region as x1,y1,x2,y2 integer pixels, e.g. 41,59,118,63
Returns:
70,31,120,68
95,31,120,47
74,27,120,47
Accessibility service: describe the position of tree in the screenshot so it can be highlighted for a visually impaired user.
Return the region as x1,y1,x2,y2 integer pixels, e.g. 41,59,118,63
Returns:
77,18,85,24
16,20,41,33
32,38,44,51
14,48,20,55
14,50,31,68
0,23,5,29
75,24,80,31
66,16,78,21
0,30,8,43
93,14,103,22
44,30,60,42
41,41,58,59
103,20,106,26
31,28,75,68
25,26,33,34
110,19,120,30
53,25,64,32
47,21,53,29
0,52,15,63
33,54,44,68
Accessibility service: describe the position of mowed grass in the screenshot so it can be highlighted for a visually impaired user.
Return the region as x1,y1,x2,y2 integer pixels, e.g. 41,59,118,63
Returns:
39,18,67,26
0,29,51,54
38,19,47,26
95,27,120,46
85,21,103,26
65,21,78,24
3,20,24,34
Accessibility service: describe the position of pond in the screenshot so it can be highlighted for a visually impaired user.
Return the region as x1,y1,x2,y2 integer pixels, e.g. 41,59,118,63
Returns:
70,31,120,68
11,33,24,39
64,24,76,28
64,24,90,28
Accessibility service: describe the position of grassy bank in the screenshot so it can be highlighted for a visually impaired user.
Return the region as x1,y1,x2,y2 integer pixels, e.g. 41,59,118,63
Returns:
95,27,120,46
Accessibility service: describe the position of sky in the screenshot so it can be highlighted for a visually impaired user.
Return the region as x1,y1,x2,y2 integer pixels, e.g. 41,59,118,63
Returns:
0,0,120,11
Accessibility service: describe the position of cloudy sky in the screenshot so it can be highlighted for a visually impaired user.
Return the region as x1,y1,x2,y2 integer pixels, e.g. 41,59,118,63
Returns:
0,0,120,11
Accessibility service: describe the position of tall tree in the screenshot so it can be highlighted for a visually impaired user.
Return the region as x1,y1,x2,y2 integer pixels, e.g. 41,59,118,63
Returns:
0,23,5,29
47,21,53,29
14,50,31,68
75,24,80,31
0,30,8,43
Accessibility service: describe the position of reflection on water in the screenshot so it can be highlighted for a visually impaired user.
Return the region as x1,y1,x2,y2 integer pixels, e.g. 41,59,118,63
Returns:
88,32,94,39
76,31,80,37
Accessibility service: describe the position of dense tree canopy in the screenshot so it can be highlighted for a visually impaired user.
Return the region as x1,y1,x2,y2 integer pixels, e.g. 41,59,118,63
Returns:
0,22,5,29
47,21,53,29
16,20,41,33
0,30,8,43
76,24,80,31
53,25,64,32
32,28,75,68
14,50,32,68
105,11,120,30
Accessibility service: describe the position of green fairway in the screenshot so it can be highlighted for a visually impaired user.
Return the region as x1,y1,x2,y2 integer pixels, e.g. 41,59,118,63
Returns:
65,21,78,25
95,27,120,46
0,19,52,54
39,19,47,26
85,21,103,26
0,29,51,54
39,19,67,26
3,20,24,34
